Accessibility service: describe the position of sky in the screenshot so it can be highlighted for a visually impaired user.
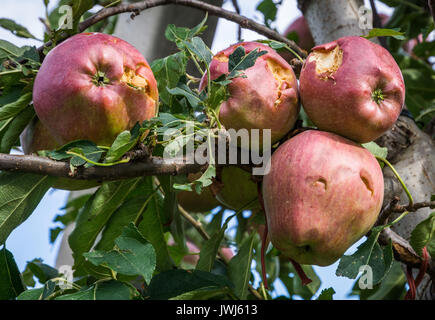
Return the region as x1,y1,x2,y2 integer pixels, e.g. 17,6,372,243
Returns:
1,0,393,300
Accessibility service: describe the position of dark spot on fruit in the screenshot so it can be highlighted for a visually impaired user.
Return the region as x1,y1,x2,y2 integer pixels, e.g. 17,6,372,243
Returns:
360,175,374,196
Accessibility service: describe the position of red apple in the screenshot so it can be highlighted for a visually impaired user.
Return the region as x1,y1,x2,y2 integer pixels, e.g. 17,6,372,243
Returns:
283,16,314,52
262,130,384,266
200,42,299,146
33,32,158,146
177,172,221,213
20,119,100,190
215,167,259,211
299,36,405,143
168,238,234,266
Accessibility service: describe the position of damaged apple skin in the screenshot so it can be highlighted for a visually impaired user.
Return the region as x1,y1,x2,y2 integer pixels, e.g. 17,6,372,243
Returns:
299,36,405,143
33,32,158,146
20,119,100,191
200,42,299,146
262,130,384,266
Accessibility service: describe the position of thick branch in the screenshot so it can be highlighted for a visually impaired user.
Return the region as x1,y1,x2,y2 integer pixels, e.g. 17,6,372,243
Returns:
0,153,207,180
379,228,435,281
39,0,306,60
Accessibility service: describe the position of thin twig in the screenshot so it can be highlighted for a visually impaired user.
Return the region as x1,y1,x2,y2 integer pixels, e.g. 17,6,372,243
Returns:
231,0,242,41
178,204,264,300
38,0,306,60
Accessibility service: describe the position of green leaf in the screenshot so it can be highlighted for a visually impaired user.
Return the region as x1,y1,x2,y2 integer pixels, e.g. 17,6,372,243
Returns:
21,262,36,288
0,172,54,244
228,46,268,78
147,269,232,300
0,92,32,121
0,105,35,153
336,227,394,285
150,51,188,106
0,247,26,299
170,287,231,300
49,226,63,244
26,259,59,284
362,141,388,159
256,0,279,28
0,39,24,59
227,233,255,299
410,211,435,258
46,140,104,167
138,188,174,272
164,15,208,44
196,213,234,272
70,0,95,31
363,28,406,40
55,280,131,300
183,36,213,65
68,178,141,270
317,287,335,300
350,261,406,300
17,287,44,300
167,85,203,111
104,124,142,163
0,18,38,39
84,223,156,284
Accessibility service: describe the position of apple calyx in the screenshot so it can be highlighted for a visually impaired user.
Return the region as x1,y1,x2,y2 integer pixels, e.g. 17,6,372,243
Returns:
371,88,385,105
92,70,110,87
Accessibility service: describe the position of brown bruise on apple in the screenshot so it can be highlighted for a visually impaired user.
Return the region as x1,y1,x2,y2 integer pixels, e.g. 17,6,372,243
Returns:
309,45,343,81
121,64,152,95
266,59,294,107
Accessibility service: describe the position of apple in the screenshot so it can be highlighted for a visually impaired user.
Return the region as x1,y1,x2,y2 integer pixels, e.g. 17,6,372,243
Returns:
33,32,158,147
200,41,299,146
20,118,100,190
168,238,234,266
283,16,314,52
299,36,405,143
262,130,384,266
215,166,259,211
177,172,221,213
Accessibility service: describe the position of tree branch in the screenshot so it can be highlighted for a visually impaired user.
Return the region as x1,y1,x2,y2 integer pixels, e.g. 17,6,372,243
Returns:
39,0,306,60
0,153,208,180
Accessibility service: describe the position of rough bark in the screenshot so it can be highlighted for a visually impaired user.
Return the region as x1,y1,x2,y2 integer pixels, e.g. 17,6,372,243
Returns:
298,0,435,300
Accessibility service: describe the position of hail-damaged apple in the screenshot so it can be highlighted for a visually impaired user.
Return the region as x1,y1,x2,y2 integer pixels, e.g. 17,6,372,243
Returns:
299,36,405,143
200,42,300,147
262,130,384,266
33,32,158,146
20,119,100,190
177,172,221,213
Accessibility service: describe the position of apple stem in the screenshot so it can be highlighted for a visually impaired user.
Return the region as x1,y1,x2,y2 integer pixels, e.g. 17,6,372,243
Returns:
257,182,269,290
405,246,429,300
289,259,312,286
